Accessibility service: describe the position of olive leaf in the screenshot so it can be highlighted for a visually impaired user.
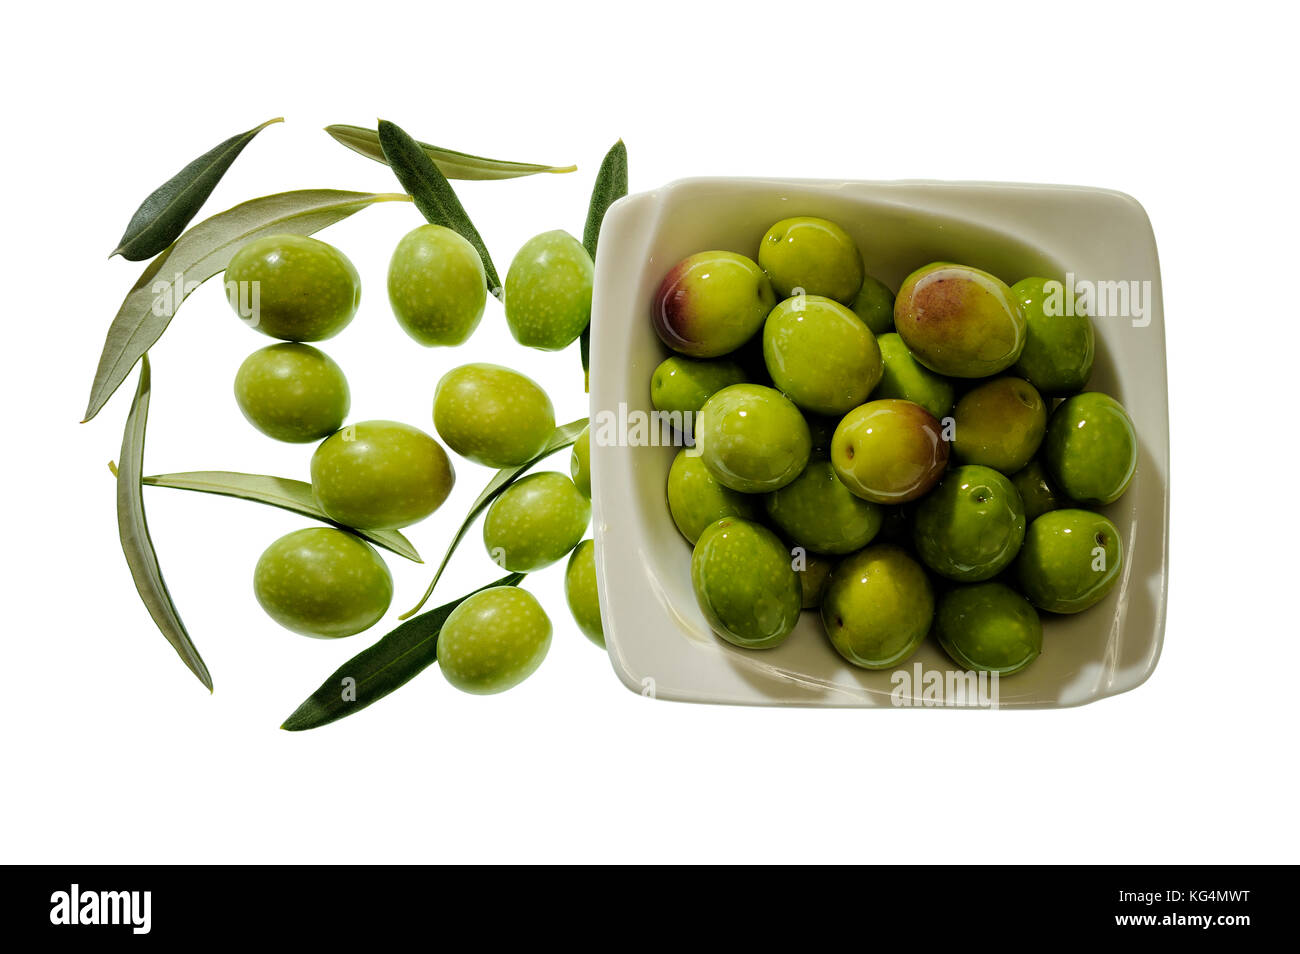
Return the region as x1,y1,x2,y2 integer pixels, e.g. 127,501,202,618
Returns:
325,124,576,180
281,573,527,732
141,471,422,563
116,356,212,690
579,140,628,390
377,119,502,297
84,189,410,423
111,117,284,261
399,417,589,619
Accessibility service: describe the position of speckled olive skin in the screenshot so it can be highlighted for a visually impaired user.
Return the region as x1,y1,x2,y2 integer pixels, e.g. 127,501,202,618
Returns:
952,376,1047,474
762,295,883,415
690,518,801,649
1010,457,1067,523
233,343,349,443
653,251,775,358
871,332,956,420
504,230,593,350
821,544,933,669
1016,509,1122,614
795,551,836,608
914,465,1026,582
570,426,592,498
564,540,604,648
831,399,949,504
482,472,590,571
387,224,487,346
764,460,884,555
894,263,1026,377
758,216,863,303
253,528,392,638
936,582,1042,675
433,364,554,468
1042,392,1137,506
650,355,747,415
225,234,360,341
438,587,552,694
666,450,758,544
1011,276,1095,395
696,384,811,493
850,273,896,335
311,420,455,530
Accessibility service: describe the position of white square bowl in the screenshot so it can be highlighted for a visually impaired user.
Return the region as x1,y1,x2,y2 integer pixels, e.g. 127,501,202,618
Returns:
587,177,1168,708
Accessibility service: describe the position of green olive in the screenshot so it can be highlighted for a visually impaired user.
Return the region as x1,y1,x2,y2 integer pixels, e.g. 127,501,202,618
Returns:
311,420,455,530
482,472,591,571
504,230,593,350
233,343,349,443
433,363,555,468
225,234,360,341
565,539,605,648
570,425,592,498
253,528,392,638
387,224,487,346
691,517,801,649
438,587,553,694
666,449,758,545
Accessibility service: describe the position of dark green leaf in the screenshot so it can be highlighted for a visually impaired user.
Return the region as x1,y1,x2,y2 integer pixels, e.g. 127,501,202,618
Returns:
325,124,576,180
111,117,283,261
377,119,502,297
281,573,526,731
399,417,588,619
116,356,212,690
142,471,422,563
84,189,410,423
580,140,627,389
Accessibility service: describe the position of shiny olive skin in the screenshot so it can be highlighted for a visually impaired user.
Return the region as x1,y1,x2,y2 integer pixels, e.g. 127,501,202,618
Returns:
565,540,604,648
821,544,933,669
871,332,957,420
666,450,758,544
795,551,836,609
696,384,811,493
952,376,1048,474
894,262,1026,377
253,528,392,638
831,399,949,504
233,343,349,443
438,587,552,694
914,465,1026,582
570,425,592,498
758,216,863,303
433,363,554,468
226,234,360,341
1010,457,1067,523
504,230,593,350
311,421,454,530
935,582,1042,675
482,472,590,571
691,517,801,649
1016,509,1123,613
1042,392,1137,505
654,251,775,358
763,460,883,555
650,355,747,416
387,224,487,346
1011,276,1095,395
762,295,883,415
850,273,896,335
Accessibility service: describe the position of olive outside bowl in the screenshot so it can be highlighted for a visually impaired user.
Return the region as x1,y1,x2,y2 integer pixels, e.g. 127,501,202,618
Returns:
588,177,1168,709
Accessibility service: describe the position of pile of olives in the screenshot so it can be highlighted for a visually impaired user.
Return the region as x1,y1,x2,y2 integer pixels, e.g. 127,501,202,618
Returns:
654,216,1137,677
223,225,605,696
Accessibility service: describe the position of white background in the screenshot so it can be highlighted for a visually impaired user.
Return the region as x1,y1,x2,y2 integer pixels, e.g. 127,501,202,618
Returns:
2,0,1297,864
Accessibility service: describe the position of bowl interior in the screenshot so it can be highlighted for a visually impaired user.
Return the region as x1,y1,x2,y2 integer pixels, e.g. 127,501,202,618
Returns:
590,178,1167,707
